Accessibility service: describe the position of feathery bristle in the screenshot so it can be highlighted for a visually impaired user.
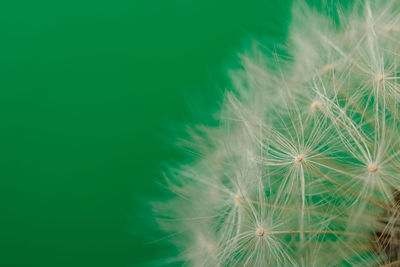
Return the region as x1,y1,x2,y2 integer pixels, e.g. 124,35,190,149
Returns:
155,0,400,266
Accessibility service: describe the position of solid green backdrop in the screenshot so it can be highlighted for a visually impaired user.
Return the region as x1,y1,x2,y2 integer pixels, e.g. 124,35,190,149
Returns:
0,1,290,266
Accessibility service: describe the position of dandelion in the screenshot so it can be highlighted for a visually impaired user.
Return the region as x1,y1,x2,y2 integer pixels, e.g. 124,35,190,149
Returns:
155,0,400,266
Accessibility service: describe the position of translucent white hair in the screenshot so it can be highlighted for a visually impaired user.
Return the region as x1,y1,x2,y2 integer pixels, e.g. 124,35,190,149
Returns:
155,1,400,266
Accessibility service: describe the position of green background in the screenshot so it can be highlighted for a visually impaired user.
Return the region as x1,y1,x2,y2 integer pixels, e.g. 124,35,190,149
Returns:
0,1,290,266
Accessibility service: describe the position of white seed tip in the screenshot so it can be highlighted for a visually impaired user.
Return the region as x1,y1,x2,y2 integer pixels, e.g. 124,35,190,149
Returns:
310,100,321,111
256,228,265,237
367,163,379,173
295,154,305,163
235,194,241,203
376,74,385,83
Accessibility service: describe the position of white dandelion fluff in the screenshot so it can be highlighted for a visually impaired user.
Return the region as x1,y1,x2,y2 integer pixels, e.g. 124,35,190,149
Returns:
155,0,400,266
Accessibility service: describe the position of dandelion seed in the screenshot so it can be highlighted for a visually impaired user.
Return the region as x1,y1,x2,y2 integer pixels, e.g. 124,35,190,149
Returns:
294,154,305,163
256,228,265,237
367,163,379,173
156,1,400,266
376,74,385,83
310,100,321,111
234,194,241,203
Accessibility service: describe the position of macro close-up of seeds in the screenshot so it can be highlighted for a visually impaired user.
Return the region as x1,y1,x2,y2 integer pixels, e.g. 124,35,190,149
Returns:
155,0,400,266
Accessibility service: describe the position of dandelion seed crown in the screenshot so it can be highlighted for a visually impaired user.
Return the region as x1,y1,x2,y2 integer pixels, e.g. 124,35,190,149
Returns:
156,0,400,266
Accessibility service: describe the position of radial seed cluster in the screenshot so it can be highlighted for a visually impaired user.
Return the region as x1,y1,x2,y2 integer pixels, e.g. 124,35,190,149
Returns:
156,1,400,266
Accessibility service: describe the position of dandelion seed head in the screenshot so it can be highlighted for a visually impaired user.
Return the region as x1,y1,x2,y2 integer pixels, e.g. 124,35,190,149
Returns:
367,163,379,173
310,100,321,111
256,227,265,237
294,154,305,163
376,74,385,83
234,194,241,203
156,1,400,265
